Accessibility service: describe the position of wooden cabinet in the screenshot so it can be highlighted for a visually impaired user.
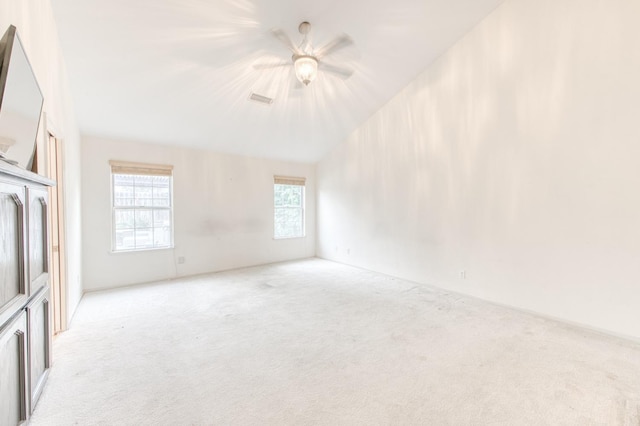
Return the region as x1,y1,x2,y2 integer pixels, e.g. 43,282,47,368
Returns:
0,163,54,425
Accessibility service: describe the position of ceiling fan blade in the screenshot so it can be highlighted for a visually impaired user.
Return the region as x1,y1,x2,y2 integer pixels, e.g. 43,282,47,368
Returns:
315,34,353,59
253,62,291,70
319,62,354,79
270,28,301,55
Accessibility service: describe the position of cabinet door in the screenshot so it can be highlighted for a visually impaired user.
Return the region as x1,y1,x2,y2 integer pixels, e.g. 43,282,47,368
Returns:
26,286,51,411
27,187,48,296
0,311,29,426
0,182,27,327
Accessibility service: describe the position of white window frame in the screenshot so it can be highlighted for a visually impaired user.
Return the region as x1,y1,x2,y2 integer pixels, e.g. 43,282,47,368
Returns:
273,175,306,240
110,160,174,252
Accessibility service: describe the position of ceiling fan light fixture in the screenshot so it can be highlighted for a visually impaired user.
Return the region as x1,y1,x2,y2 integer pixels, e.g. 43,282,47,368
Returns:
293,55,318,86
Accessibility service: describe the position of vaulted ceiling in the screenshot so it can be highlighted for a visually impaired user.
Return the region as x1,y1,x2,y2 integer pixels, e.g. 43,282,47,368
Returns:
52,0,506,162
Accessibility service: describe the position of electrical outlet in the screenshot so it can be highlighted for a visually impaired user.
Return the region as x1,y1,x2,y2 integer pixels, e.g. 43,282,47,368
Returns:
460,270,466,279
177,256,186,264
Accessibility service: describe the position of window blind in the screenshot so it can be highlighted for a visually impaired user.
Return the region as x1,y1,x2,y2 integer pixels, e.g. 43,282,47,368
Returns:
109,160,173,177
274,175,306,186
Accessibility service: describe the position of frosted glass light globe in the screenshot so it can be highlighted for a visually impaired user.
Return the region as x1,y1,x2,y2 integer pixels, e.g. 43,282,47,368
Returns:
294,55,318,86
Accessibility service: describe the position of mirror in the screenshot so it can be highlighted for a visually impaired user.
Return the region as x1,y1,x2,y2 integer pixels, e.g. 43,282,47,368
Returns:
0,25,44,170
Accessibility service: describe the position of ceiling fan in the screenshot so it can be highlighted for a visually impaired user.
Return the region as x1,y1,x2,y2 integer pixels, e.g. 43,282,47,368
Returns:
254,21,355,87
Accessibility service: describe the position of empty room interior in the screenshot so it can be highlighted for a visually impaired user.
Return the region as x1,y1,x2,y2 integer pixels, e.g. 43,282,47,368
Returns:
0,0,639,424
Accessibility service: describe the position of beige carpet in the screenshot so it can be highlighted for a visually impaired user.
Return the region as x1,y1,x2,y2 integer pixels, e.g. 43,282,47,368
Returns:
31,258,640,425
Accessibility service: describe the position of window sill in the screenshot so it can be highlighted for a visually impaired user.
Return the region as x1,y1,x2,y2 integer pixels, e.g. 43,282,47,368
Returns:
273,236,306,240
110,246,174,254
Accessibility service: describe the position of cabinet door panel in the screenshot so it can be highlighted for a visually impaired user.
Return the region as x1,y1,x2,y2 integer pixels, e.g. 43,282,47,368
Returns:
27,287,51,410
0,182,27,326
28,188,48,296
0,312,29,426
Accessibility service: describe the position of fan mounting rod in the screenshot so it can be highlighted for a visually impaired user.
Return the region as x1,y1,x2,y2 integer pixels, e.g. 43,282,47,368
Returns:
298,21,311,35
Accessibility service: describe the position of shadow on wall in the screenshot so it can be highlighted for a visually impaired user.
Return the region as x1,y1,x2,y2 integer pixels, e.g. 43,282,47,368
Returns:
317,0,640,339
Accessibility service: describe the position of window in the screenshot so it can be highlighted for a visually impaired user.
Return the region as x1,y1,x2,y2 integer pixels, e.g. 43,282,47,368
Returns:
274,176,305,239
110,161,173,252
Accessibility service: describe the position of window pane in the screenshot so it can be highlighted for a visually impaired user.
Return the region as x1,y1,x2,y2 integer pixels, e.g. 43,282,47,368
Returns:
153,198,170,208
292,210,303,236
135,186,153,206
114,209,134,230
114,174,134,186
115,198,135,207
275,207,303,238
135,228,154,249
153,227,171,247
152,176,171,188
153,186,171,207
115,229,135,251
289,188,302,207
274,185,284,207
153,210,170,227
135,209,153,228
114,184,133,197
113,181,134,207
134,175,154,187
274,184,303,207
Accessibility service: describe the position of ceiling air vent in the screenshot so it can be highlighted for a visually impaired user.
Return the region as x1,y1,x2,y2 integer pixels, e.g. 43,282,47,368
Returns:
248,92,274,105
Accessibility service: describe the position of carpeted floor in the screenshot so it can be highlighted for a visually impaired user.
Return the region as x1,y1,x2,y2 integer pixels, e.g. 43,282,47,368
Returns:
30,258,640,425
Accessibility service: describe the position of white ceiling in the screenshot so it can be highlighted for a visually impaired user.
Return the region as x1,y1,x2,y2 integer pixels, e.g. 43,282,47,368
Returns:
52,0,505,163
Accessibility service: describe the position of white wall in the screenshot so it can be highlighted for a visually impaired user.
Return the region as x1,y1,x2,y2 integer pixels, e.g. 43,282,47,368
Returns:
0,0,83,324
317,0,640,339
82,135,316,291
